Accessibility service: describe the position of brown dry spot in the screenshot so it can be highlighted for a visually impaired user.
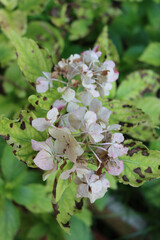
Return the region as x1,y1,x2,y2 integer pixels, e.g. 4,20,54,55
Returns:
136,179,142,183
122,104,132,108
32,50,34,53
19,114,23,122
13,150,17,156
35,100,39,105
43,96,47,101
122,175,129,182
52,178,57,199
29,117,33,125
75,199,83,210
127,147,147,156
28,104,35,111
142,151,149,156
1,134,10,141
140,87,151,96
144,167,152,173
124,142,136,148
119,121,134,127
133,167,145,178
62,221,70,228
20,121,26,130
52,202,60,217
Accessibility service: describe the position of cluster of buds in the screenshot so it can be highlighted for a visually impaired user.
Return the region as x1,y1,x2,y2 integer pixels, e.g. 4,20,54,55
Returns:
32,46,128,203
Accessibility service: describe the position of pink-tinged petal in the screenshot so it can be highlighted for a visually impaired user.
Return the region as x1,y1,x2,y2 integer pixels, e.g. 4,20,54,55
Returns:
32,118,51,131
93,45,100,52
108,144,128,159
47,107,58,122
53,100,66,111
31,139,46,151
103,60,115,68
60,166,76,180
36,78,49,93
112,133,124,143
89,89,100,98
107,160,124,176
33,150,54,170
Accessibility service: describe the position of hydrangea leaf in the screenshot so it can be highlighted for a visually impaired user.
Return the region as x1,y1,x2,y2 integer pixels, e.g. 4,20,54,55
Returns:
0,199,20,240
116,70,160,100
0,0,17,10
25,21,64,63
102,99,158,141
0,95,21,118
0,34,16,67
12,184,52,213
139,42,160,66
18,0,49,15
10,32,53,85
69,19,91,41
0,111,47,167
28,89,61,114
117,140,160,187
0,10,27,38
52,162,83,233
135,96,160,125
95,26,120,63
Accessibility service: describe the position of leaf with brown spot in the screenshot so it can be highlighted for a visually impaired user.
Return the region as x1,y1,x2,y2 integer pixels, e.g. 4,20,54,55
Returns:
117,140,160,187
0,111,47,167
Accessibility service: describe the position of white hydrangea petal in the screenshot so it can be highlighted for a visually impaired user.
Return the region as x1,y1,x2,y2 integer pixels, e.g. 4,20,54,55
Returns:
33,150,54,170
42,166,58,181
89,98,102,113
32,118,51,131
67,102,79,113
112,133,124,143
76,183,89,198
108,143,128,159
107,160,124,176
84,111,97,126
62,88,75,102
57,87,66,93
42,72,51,79
60,166,76,180
80,91,93,106
36,78,49,93
47,107,58,123
107,124,121,131
31,139,47,151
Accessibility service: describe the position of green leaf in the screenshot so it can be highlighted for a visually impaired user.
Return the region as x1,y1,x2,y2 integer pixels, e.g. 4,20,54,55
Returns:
0,111,47,167
95,26,120,63
135,97,160,125
1,144,26,182
117,140,160,187
139,42,160,67
0,95,20,118
0,198,20,240
0,10,27,38
149,139,160,151
0,0,17,10
0,34,16,67
27,223,47,239
28,89,61,114
18,0,49,15
4,62,29,98
10,32,53,85
102,99,158,141
69,19,91,41
25,21,64,63
116,70,160,100
12,184,52,213
52,162,83,233
66,217,93,240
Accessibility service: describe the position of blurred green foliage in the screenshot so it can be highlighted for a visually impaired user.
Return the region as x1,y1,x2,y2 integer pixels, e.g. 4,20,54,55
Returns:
0,0,160,239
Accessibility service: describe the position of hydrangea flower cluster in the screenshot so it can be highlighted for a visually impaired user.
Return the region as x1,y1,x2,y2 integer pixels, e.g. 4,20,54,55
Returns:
32,46,128,203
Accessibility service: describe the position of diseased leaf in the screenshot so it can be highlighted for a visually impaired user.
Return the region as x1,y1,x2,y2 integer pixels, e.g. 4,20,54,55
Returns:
18,0,49,15
28,89,61,114
135,97,160,125
95,26,119,63
0,111,47,167
117,140,160,187
0,199,20,240
52,162,83,233
139,42,160,67
0,10,27,38
102,99,158,141
12,184,52,213
116,70,160,100
10,32,53,85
